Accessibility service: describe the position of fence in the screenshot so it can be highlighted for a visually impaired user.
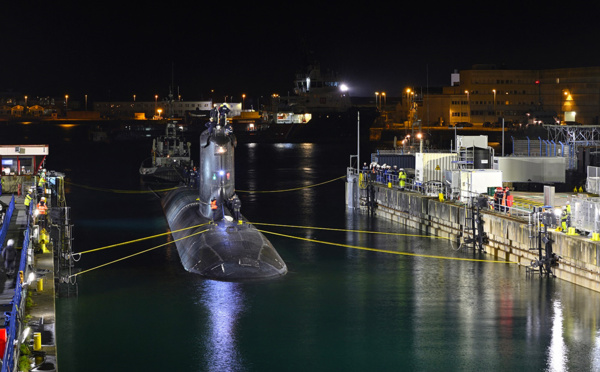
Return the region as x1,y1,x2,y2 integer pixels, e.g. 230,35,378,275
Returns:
1,202,33,372
349,168,532,218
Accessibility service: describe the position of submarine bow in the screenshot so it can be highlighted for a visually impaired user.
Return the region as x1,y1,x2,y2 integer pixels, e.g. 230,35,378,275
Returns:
161,125,287,281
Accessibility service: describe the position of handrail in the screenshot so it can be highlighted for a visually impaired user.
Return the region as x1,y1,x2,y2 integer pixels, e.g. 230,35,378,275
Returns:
1,199,33,372
0,195,15,248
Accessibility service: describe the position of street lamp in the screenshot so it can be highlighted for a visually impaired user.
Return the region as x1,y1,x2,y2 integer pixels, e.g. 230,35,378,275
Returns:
464,90,470,123
242,94,246,110
381,92,386,109
65,95,69,114
375,92,380,110
492,89,496,118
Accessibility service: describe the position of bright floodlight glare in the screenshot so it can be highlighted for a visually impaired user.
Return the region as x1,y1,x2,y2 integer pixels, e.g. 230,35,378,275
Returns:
219,170,225,176
554,208,562,218
21,327,31,342
340,84,349,92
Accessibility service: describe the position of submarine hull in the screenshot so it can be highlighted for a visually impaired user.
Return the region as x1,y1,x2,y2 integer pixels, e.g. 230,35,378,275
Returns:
162,187,288,281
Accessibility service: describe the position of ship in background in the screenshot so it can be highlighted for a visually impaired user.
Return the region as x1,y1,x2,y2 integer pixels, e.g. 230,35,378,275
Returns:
232,62,376,142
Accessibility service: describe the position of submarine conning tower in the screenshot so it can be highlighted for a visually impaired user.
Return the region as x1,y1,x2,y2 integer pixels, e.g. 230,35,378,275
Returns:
161,120,287,281
199,125,237,220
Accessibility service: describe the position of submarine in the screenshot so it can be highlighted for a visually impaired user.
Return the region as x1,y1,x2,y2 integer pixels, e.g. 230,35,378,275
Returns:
161,118,288,281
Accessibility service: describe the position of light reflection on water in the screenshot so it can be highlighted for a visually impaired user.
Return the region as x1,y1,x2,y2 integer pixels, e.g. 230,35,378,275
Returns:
198,280,245,372
547,299,566,372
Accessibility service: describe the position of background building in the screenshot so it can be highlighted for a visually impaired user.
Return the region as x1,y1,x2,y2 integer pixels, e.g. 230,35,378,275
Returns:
420,66,600,126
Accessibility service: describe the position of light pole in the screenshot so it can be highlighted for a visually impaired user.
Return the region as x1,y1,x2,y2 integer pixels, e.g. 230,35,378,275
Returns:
381,92,386,109
464,90,470,123
65,95,69,116
375,92,379,110
492,89,496,120
242,94,246,110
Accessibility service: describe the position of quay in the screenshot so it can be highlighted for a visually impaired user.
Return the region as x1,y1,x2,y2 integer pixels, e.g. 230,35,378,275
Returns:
0,163,73,371
347,171,600,293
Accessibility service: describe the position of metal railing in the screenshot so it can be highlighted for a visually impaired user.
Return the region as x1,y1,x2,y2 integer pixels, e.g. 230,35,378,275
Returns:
2,201,32,372
350,168,533,218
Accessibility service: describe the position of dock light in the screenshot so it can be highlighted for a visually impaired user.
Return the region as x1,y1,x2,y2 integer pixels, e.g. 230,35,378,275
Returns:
216,146,226,154
554,208,562,218
27,272,35,285
219,170,225,177
21,327,31,343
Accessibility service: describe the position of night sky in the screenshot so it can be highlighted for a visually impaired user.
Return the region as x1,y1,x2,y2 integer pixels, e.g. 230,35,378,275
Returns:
2,2,598,104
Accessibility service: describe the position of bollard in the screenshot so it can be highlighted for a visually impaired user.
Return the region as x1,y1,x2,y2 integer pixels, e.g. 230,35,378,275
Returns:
566,227,577,236
388,182,392,188
592,233,600,241
37,278,44,292
33,332,42,351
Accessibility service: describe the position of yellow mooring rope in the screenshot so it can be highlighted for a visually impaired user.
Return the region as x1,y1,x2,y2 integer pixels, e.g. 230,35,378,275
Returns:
258,229,518,264
71,220,517,278
70,228,209,278
65,175,346,195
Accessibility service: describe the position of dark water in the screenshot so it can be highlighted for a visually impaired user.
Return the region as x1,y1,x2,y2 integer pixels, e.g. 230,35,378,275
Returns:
5,122,600,371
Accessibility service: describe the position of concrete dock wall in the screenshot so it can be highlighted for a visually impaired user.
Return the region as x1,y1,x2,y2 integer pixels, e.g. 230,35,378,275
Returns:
363,185,600,293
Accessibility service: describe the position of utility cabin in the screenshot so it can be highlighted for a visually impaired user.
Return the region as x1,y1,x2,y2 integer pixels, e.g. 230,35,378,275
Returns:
0,145,49,194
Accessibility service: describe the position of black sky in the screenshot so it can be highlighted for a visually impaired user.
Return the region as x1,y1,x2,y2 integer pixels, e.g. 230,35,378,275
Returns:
2,2,599,104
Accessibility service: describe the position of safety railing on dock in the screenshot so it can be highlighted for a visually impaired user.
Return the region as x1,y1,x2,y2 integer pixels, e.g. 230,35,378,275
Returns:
350,168,534,219
1,200,32,372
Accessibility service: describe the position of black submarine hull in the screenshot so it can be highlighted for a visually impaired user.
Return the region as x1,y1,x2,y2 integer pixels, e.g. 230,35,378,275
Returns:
162,187,288,281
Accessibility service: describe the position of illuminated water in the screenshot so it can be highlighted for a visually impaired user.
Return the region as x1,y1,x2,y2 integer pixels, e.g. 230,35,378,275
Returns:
4,122,599,371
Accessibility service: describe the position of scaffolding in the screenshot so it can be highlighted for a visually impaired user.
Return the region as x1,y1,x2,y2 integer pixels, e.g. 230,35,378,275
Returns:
546,125,600,169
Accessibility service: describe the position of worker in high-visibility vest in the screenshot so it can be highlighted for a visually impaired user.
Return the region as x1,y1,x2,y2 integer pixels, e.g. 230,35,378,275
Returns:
399,169,406,190
37,172,46,194
24,189,33,208
561,207,568,231
37,197,48,228
211,198,218,222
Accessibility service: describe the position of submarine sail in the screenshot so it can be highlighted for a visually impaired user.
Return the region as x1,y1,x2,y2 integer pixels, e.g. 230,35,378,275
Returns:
161,113,287,281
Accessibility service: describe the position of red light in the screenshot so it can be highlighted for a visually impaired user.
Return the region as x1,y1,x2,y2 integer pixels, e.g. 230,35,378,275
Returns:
535,80,540,84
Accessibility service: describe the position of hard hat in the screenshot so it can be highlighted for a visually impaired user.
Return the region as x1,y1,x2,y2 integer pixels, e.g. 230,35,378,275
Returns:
7,239,14,246
41,197,46,201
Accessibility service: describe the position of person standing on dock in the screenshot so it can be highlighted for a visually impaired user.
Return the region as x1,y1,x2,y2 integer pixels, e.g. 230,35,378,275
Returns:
399,168,406,190
24,189,33,209
211,198,218,223
37,197,48,228
37,169,46,194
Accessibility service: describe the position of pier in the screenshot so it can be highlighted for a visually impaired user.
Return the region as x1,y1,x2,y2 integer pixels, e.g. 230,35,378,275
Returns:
0,164,73,371
348,174,600,293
